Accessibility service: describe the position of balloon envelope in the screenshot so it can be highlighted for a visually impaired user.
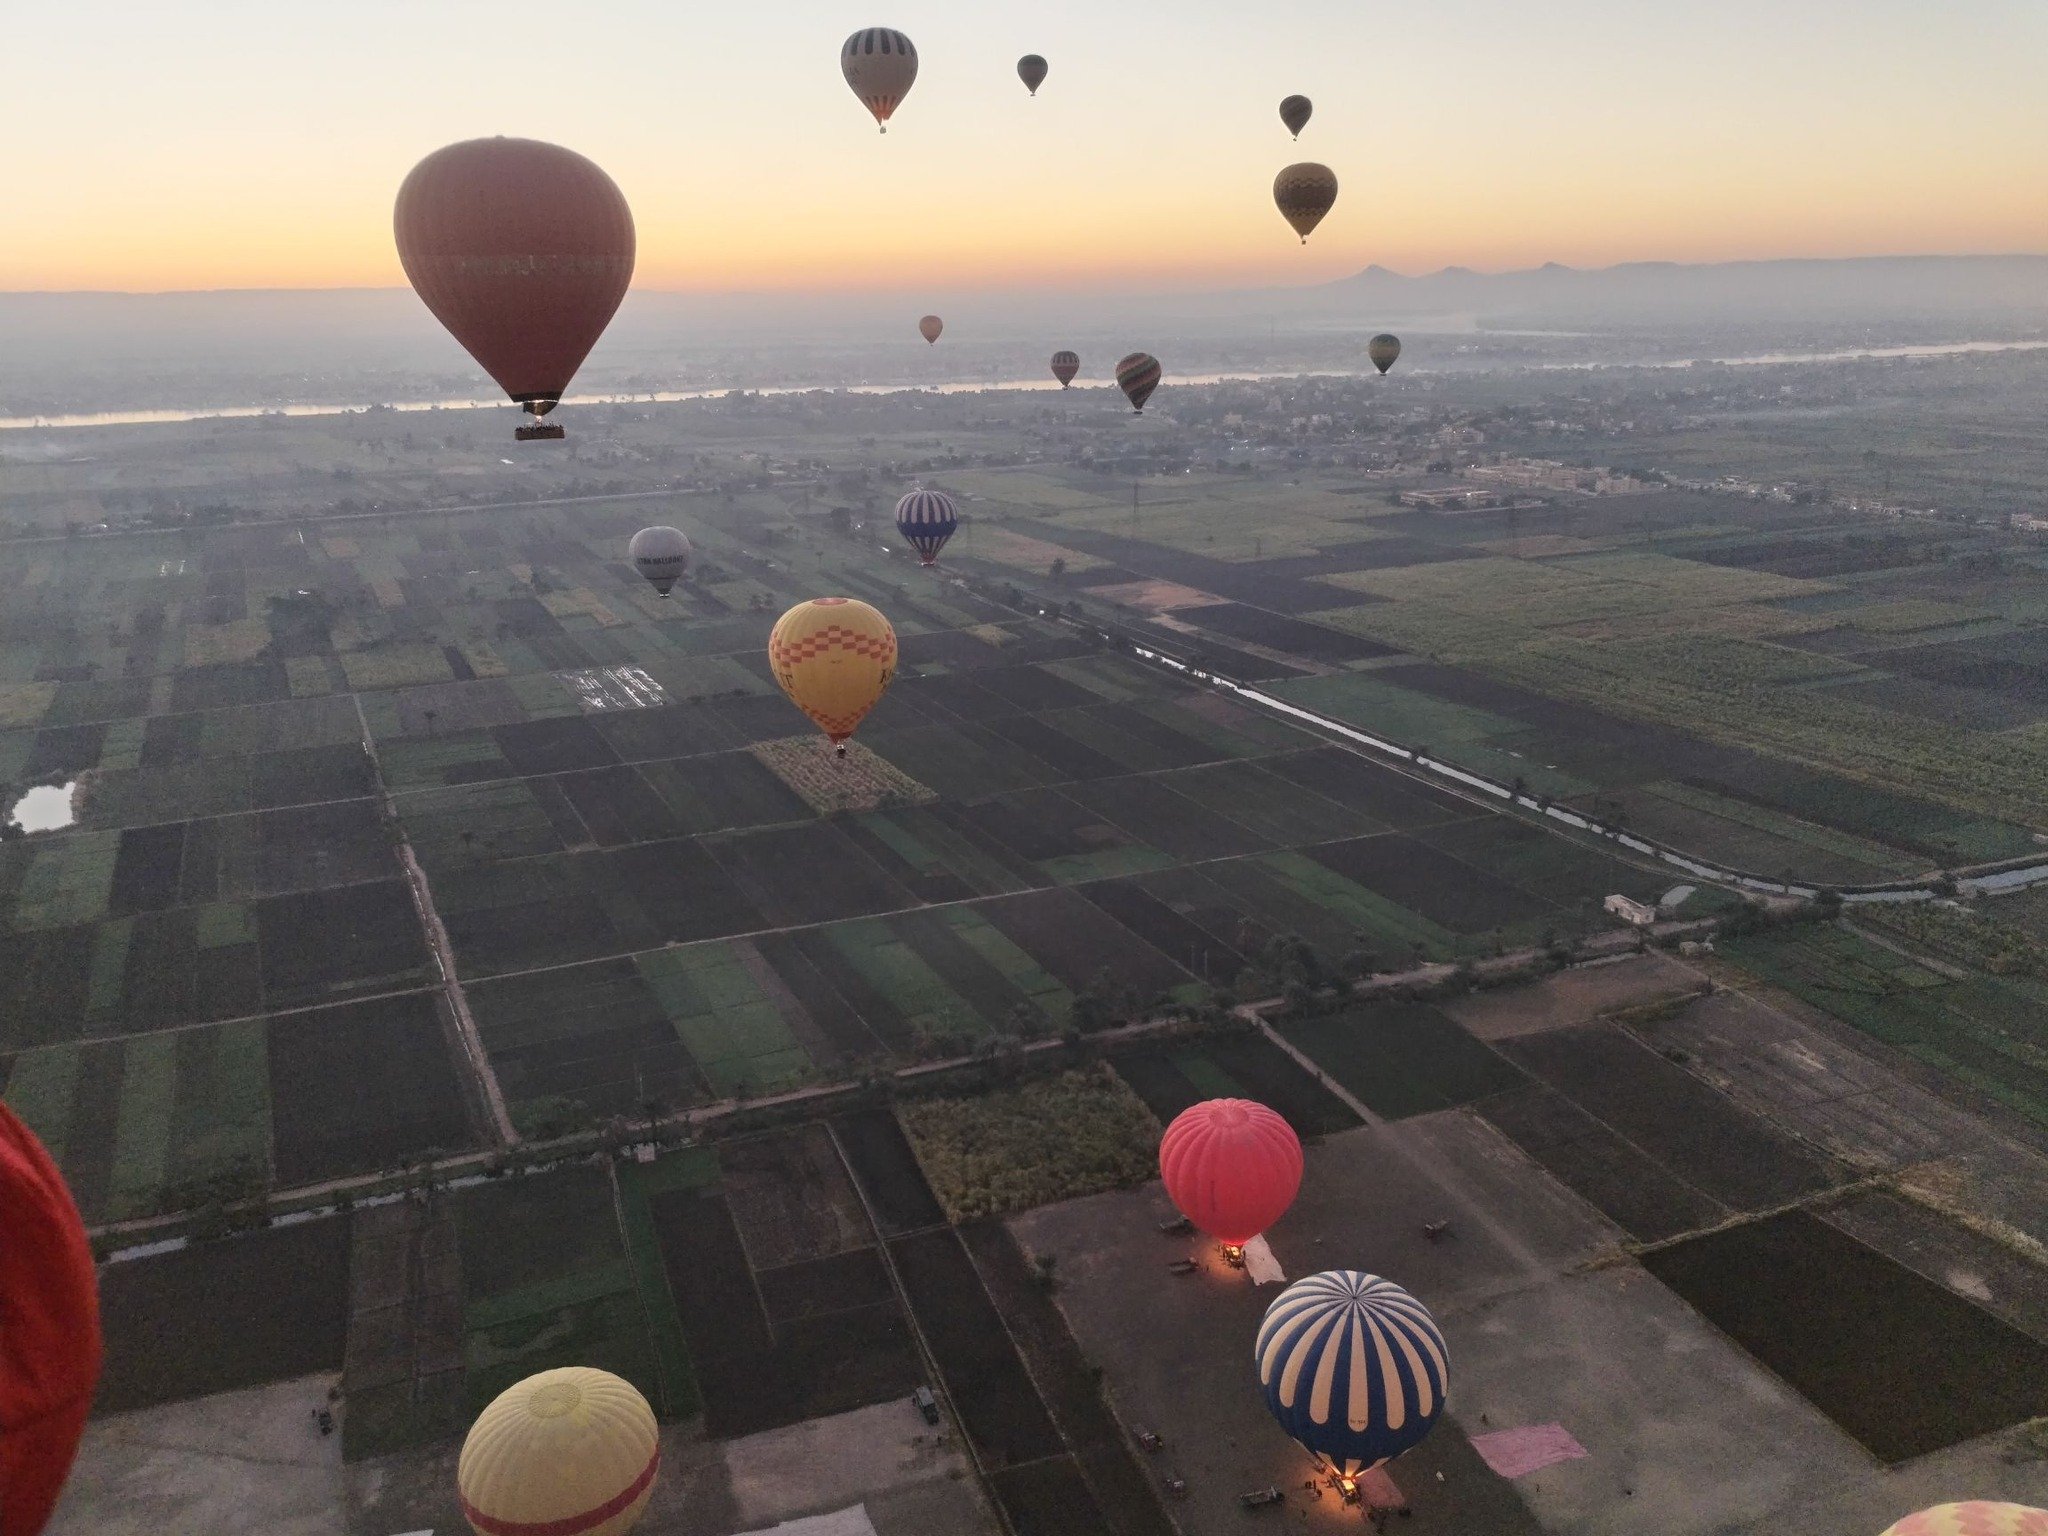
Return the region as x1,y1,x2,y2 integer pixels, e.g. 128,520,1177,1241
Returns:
1369,334,1402,375
0,1105,101,1536
1017,54,1049,94
1279,95,1313,138
895,490,959,565
459,1367,658,1536
919,314,944,344
1158,1098,1301,1244
1274,162,1338,243
1050,350,1080,387
394,138,634,422
1256,1271,1448,1476
769,597,898,749
628,526,692,596
1115,352,1162,413
1880,1507,2048,1536
843,28,918,131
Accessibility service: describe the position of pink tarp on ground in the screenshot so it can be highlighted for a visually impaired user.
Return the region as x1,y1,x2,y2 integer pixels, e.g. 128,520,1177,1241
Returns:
1469,1423,1589,1479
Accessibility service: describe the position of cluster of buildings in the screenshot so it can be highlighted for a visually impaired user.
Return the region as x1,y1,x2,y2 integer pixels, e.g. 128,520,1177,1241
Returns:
1467,457,1661,496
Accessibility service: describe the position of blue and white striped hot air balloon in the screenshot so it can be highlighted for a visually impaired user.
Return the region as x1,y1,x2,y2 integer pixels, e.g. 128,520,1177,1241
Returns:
894,489,959,566
1254,1270,1448,1476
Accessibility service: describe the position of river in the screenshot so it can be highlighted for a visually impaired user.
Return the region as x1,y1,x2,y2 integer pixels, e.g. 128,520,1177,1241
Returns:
0,370,1299,432
6,338,2046,433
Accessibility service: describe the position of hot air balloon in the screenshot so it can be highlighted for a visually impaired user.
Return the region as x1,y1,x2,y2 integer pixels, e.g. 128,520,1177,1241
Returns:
769,597,898,757
458,1367,658,1536
1017,54,1049,95
1159,1098,1302,1250
395,138,634,441
1274,163,1338,244
1279,95,1313,139
1050,350,1080,388
1115,352,1162,414
1880,1507,2048,1536
918,314,944,345
1255,1271,1448,1479
0,1105,102,1536
628,526,692,597
843,28,918,132
1369,334,1402,375
895,490,959,566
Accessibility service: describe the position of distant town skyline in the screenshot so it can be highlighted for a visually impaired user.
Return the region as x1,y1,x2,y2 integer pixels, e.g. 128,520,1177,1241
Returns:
8,0,2047,292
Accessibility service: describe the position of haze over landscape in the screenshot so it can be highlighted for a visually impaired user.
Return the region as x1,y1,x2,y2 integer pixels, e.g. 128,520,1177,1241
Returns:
6,7,2048,1536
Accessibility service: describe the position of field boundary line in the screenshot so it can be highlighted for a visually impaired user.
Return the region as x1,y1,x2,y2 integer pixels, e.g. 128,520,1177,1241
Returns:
1837,917,1973,981
356,691,513,1146
959,1224,1186,1536
1605,1167,1911,1264
604,1159,684,1420
824,1121,1019,1536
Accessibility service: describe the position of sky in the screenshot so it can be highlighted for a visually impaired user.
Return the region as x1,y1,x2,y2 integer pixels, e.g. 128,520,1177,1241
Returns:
6,0,2047,294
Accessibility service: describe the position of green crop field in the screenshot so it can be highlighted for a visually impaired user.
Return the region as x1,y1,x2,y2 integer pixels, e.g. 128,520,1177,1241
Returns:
635,943,813,1097
453,1165,665,1416
613,1146,715,1419
1722,924,2048,1125
5,1020,272,1223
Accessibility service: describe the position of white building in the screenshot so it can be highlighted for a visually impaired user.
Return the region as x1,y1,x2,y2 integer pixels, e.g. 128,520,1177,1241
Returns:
1604,894,1659,928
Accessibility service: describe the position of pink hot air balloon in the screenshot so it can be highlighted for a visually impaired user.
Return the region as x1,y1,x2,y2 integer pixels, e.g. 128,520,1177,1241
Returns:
1159,1098,1302,1247
1879,1506,2048,1536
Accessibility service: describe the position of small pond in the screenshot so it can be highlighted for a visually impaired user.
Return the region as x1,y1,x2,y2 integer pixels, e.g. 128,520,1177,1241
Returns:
7,781,78,833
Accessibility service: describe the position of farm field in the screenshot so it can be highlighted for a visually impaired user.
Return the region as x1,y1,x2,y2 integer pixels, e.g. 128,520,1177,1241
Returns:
7,404,2046,1233
95,1214,351,1413
1275,1000,1528,1121
898,1065,1162,1222
970,477,2046,867
1718,921,2048,1125
1641,1210,2048,1462
19,333,2048,1536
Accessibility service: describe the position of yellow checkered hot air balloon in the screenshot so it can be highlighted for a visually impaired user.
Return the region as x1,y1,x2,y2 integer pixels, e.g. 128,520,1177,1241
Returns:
1880,1505,2048,1536
457,1367,658,1536
769,597,897,756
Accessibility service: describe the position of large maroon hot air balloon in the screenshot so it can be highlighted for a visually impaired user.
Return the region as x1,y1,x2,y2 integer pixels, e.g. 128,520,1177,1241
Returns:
1159,1099,1302,1247
394,138,635,440
1,1105,102,1536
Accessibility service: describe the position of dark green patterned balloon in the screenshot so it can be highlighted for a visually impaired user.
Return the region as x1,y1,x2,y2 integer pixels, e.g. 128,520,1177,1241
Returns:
1115,352,1162,413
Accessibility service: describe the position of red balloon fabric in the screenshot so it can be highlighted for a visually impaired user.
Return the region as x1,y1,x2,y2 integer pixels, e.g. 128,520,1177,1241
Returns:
394,138,635,414
1158,1099,1303,1245
1,1105,101,1536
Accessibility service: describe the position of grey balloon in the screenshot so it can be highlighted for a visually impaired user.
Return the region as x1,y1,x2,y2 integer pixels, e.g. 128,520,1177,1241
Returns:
629,525,692,597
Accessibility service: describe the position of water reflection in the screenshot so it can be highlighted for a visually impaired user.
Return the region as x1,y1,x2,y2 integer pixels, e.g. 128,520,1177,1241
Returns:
7,781,78,833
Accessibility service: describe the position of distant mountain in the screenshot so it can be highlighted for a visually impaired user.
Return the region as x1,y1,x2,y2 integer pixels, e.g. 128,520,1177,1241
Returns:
1304,254,2048,320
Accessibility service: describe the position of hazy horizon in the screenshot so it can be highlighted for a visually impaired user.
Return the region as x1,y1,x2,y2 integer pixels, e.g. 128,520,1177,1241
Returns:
5,249,2047,301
